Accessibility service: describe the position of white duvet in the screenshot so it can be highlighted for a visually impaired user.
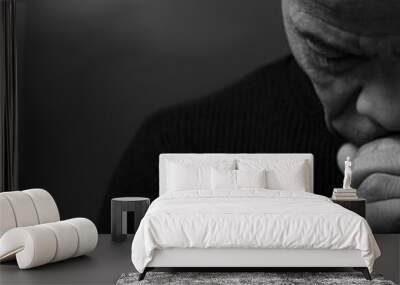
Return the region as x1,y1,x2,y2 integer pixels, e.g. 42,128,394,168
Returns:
131,190,380,273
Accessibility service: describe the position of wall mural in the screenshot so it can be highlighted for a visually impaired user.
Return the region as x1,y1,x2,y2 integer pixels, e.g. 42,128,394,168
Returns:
17,0,400,233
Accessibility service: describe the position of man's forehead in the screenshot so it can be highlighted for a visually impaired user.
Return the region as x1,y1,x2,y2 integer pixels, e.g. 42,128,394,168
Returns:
294,0,400,36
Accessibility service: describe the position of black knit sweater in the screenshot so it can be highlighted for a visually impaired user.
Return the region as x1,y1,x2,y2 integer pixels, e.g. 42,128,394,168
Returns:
100,55,344,232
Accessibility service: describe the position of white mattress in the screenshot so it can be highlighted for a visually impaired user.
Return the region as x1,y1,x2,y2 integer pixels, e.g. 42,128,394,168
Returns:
131,190,380,273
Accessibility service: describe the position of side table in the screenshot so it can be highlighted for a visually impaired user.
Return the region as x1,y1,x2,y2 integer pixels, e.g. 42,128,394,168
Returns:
111,197,150,242
331,198,366,218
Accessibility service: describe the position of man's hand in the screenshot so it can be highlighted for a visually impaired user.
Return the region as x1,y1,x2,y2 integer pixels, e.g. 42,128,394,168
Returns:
337,137,400,233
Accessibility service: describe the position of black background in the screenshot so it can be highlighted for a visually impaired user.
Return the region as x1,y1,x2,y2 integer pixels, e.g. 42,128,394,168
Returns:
17,0,289,231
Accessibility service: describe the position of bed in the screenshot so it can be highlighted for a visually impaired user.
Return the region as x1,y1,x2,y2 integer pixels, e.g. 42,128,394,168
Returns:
131,153,380,280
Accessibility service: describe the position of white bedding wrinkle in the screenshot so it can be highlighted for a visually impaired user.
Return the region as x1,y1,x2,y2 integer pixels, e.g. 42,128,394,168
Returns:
131,190,380,273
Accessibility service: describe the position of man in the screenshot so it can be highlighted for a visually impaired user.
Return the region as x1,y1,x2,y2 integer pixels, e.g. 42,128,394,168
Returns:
282,0,400,233
103,0,400,233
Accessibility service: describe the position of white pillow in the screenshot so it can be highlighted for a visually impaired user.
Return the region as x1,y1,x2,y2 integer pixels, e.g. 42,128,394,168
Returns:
167,162,210,191
211,168,267,190
211,168,236,189
166,159,235,192
237,159,308,191
237,169,267,188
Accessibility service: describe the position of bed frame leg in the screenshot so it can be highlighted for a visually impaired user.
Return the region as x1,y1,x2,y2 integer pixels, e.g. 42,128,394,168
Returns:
138,268,148,281
354,267,371,280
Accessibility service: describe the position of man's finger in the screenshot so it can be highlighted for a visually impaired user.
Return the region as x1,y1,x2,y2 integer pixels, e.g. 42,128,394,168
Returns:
358,173,400,202
337,143,358,173
352,150,400,187
367,199,400,233
358,136,400,157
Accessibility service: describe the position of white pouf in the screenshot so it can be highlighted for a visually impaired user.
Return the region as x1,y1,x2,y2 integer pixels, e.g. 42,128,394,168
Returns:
0,189,60,236
24,188,60,224
1,191,40,227
65,218,98,257
42,221,79,262
0,189,98,269
0,195,17,237
0,218,98,269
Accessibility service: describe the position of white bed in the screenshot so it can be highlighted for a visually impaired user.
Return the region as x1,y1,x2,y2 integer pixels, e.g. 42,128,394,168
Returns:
131,154,380,280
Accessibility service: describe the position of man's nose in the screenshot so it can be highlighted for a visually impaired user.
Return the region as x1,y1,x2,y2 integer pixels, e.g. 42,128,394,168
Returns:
356,72,400,131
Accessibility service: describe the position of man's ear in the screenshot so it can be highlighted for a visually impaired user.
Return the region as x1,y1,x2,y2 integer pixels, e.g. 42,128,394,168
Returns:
337,143,358,173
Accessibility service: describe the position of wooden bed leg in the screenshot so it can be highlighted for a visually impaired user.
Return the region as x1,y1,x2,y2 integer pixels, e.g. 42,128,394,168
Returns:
138,268,147,281
354,267,371,280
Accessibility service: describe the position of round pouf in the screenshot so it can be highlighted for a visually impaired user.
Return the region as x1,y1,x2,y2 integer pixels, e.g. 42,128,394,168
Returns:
111,197,150,242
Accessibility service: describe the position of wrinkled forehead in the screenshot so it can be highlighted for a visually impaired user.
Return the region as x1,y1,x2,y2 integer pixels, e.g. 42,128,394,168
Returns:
285,0,400,56
290,0,400,36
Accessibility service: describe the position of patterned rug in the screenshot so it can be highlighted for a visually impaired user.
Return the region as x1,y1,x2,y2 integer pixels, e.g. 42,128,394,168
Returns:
116,272,396,285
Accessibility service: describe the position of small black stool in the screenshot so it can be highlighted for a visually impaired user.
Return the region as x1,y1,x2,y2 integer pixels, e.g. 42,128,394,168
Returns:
111,197,150,242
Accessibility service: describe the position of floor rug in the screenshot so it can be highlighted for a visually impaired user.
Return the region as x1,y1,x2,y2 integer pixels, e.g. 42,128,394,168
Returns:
116,272,396,285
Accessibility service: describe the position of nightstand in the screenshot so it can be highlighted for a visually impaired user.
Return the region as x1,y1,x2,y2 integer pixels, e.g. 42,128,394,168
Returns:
331,198,366,218
111,197,150,242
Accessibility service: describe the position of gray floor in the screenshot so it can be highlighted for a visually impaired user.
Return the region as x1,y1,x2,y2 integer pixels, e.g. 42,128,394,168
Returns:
1,234,399,285
0,235,134,285
374,235,400,284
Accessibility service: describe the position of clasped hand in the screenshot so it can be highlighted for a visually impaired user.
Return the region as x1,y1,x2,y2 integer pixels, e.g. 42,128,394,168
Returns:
338,137,400,233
